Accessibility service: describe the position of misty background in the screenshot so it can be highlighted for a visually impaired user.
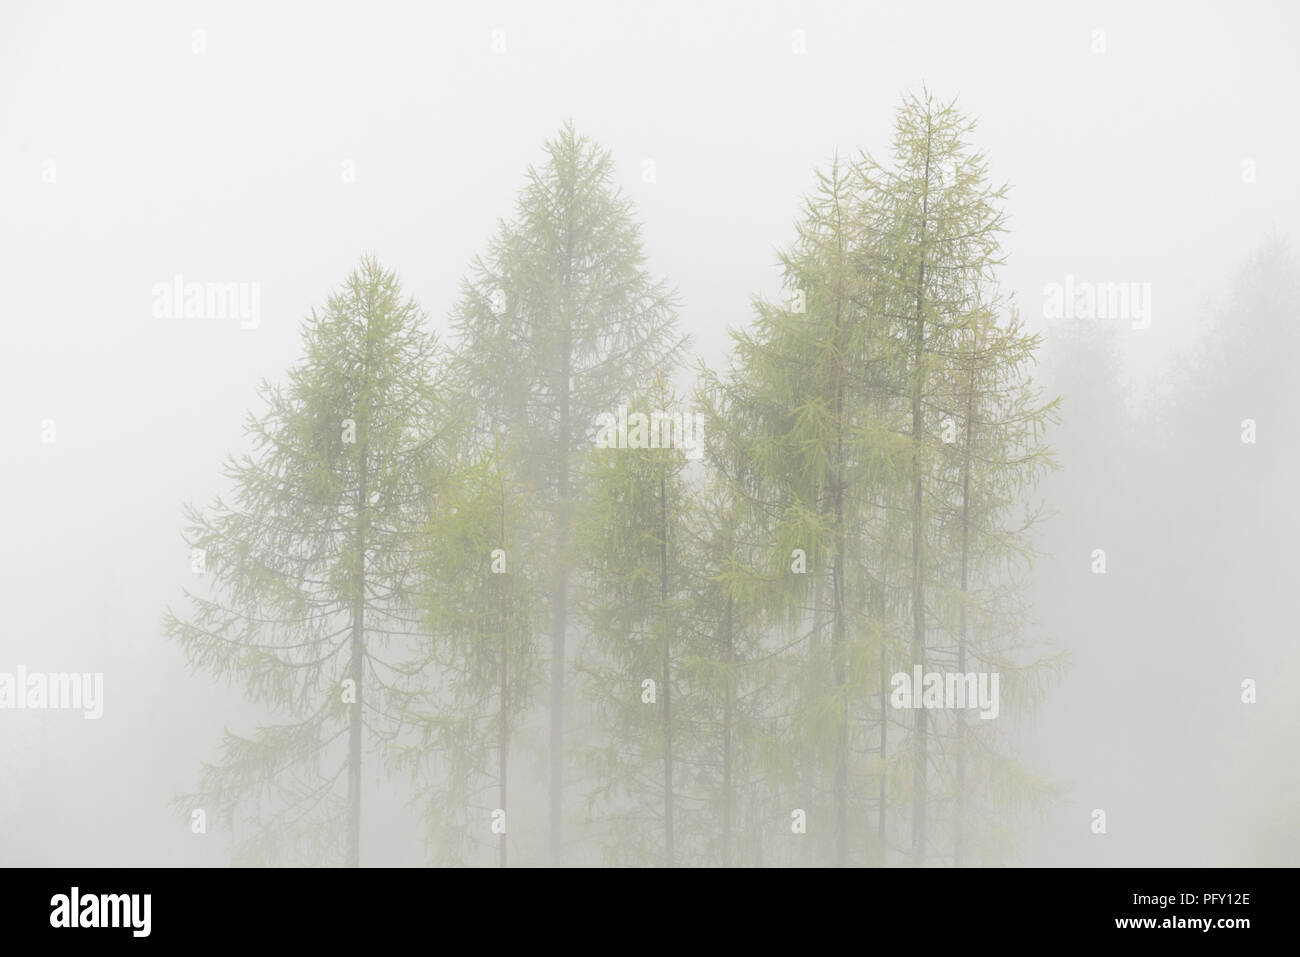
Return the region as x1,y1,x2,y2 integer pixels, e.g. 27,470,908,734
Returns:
2,0,1297,866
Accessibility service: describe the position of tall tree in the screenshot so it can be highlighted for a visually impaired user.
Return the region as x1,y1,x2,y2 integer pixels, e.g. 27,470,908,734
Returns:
699,158,907,866
577,372,777,867
930,303,1061,865
449,121,683,863
860,90,1016,865
164,256,450,866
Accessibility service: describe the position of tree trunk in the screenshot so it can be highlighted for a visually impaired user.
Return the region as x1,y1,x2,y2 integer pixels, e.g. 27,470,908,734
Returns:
954,336,977,868
878,638,888,865
660,472,674,867
910,130,933,868
499,479,509,869
833,371,848,867
347,420,367,868
549,317,571,867
723,594,733,867
830,210,849,867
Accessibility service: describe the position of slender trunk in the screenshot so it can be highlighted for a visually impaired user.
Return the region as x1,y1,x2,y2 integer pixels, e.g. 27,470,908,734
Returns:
347,597,363,867
499,624,508,869
832,546,846,867
954,338,977,868
550,409,568,865
832,373,847,867
549,276,572,867
723,594,734,868
499,477,509,869
875,416,891,865
878,635,888,865
910,130,933,868
830,202,848,867
660,472,674,867
347,418,368,868
877,545,891,866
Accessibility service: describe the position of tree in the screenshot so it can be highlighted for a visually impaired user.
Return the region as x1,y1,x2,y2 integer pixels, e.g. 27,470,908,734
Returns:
700,91,1061,867
859,89,1019,864
164,256,451,866
688,441,788,867
929,304,1062,866
394,433,547,866
699,158,907,865
1129,236,1300,862
449,121,684,863
575,377,697,866
575,365,778,867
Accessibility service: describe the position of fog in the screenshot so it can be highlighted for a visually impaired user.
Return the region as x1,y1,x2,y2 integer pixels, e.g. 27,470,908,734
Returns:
2,0,1297,867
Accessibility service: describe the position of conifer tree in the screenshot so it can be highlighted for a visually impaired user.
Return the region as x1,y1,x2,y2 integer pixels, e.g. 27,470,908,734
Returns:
575,377,697,866
859,90,1012,864
686,473,777,866
164,257,450,866
859,90,1060,864
449,122,684,862
699,159,907,865
394,432,546,866
930,305,1061,865
579,372,776,867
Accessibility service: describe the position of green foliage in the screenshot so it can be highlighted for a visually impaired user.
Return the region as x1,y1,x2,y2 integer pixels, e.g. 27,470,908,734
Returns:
168,100,1063,868
164,256,451,865
393,435,548,865
445,120,685,863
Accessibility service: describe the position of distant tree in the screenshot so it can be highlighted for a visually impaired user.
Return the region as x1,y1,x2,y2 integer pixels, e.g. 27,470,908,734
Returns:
449,121,684,863
928,304,1062,865
394,431,547,866
575,377,698,866
686,472,778,867
1131,237,1300,861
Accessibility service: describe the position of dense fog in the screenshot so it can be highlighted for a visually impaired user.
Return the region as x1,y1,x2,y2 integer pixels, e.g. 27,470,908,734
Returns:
2,1,1297,867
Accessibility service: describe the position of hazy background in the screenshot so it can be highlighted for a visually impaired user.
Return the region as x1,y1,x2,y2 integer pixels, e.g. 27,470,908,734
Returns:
2,0,1297,866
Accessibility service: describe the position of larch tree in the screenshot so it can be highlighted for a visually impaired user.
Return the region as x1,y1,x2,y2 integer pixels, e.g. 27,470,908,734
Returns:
163,256,452,866
575,376,700,866
393,430,547,866
699,158,908,866
690,467,781,867
929,303,1062,866
448,121,684,863
579,372,775,867
859,90,1017,865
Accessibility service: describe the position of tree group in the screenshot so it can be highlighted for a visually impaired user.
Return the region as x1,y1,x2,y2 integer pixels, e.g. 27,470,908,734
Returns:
166,93,1060,867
